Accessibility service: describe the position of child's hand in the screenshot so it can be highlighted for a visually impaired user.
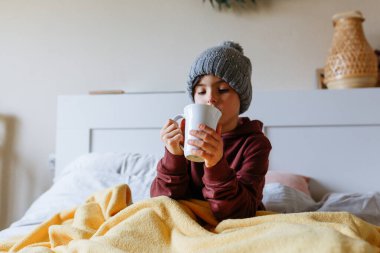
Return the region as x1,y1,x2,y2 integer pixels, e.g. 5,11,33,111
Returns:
160,119,185,156
188,123,223,168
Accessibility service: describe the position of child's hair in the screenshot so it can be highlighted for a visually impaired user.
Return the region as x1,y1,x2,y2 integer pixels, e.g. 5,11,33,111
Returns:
186,41,252,114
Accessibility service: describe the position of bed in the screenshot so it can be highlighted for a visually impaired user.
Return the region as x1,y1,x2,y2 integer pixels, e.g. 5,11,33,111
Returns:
1,89,380,252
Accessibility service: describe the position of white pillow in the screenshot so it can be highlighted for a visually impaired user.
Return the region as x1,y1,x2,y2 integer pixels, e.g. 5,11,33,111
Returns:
119,153,158,203
12,152,159,228
317,192,380,226
53,152,128,183
12,153,127,227
263,183,320,213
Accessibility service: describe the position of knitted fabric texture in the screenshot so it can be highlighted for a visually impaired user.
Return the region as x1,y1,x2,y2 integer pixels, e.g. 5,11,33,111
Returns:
187,41,252,114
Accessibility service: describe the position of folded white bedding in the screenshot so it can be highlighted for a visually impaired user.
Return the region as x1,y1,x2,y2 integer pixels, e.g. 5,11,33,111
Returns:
317,192,380,226
263,183,320,213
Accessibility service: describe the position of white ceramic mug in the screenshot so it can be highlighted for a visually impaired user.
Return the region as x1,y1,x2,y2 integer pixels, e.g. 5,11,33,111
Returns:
173,104,222,162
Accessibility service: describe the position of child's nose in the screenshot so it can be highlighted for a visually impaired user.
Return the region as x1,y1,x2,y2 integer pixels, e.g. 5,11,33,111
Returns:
207,96,217,106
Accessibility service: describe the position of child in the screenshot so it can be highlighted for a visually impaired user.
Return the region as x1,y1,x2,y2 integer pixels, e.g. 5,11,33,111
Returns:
150,41,272,220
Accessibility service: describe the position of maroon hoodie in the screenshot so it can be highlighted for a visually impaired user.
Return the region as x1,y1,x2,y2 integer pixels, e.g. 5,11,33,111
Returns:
150,117,272,220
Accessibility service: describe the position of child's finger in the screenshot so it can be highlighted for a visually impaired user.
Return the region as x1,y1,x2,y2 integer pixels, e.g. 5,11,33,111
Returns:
190,149,206,159
198,124,221,140
216,124,222,135
188,139,216,152
163,119,175,129
161,121,179,135
190,129,219,144
167,133,182,146
163,129,182,140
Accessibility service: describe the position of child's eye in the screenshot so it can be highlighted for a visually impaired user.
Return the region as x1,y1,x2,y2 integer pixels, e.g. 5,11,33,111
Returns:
197,90,206,95
218,88,229,93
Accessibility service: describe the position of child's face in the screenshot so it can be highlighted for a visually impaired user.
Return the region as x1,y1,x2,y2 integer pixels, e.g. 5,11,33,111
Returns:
193,75,240,131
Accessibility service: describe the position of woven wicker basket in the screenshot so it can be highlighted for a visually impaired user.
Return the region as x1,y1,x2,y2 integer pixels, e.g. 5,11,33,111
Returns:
324,11,378,89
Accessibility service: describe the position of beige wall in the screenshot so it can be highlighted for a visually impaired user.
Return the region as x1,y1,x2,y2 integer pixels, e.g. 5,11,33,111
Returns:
0,0,379,228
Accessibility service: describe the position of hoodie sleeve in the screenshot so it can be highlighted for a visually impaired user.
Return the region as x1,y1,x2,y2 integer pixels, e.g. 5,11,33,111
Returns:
150,148,190,199
201,136,271,220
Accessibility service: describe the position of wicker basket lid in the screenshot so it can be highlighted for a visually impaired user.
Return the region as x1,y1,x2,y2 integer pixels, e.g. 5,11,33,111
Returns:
332,10,364,24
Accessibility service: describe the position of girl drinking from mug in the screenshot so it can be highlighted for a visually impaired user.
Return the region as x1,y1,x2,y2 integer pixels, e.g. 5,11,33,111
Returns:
150,41,272,220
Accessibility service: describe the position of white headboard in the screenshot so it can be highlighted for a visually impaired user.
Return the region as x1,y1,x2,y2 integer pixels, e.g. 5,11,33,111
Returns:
56,89,380,200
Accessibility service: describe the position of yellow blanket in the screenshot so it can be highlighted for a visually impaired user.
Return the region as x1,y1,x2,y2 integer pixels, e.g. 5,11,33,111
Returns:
1,184,380,253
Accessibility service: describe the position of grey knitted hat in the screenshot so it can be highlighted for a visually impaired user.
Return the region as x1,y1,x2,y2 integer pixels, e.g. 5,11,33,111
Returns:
187,41,252,114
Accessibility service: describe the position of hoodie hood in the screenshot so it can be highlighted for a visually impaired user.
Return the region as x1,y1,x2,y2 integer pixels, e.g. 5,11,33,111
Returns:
222,117,265,139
